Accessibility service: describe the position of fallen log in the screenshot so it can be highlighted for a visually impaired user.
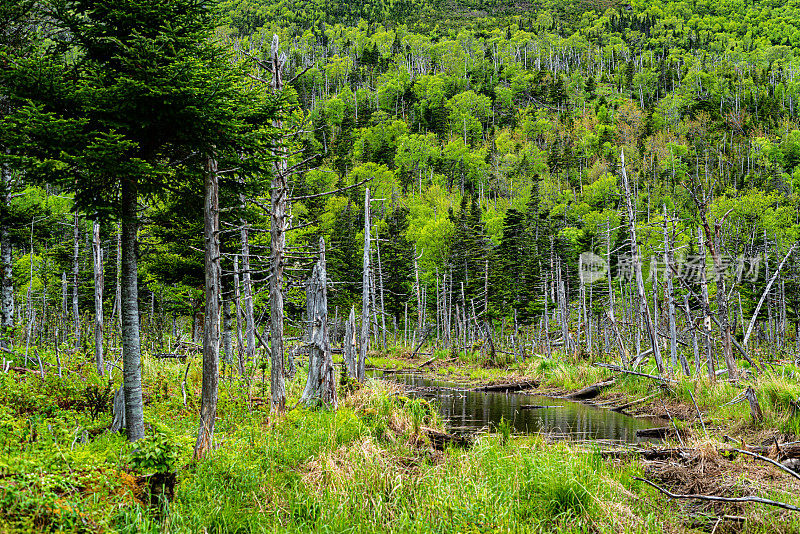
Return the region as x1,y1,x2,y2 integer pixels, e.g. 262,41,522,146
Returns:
472,379,539,393
603,446,800,461
636,426,672,439
566,379,616,400
417,354,438,368
611,392,662,413
152,353,188,361
594,363,676,383
633,476,800,512
421,426,472,450
520,404,562,410
8,366,40,375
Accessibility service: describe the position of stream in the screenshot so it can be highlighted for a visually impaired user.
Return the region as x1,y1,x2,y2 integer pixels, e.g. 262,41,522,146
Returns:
374,372,661,444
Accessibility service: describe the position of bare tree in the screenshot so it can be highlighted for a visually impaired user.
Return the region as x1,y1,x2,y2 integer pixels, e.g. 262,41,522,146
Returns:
359,188,372,382
92,221,104,375
0,155,12,351
195,154,220,459
72,212,80,351
268,35,288,411
300,237,336,407
344,306,357,379
620,150,664,375
120,176,145,442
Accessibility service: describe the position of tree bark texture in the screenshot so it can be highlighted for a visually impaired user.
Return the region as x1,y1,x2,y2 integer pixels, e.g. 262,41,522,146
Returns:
344,306,357,379
300,237,337,408
120,177,144,442
269,33,288,410
195,154,220,459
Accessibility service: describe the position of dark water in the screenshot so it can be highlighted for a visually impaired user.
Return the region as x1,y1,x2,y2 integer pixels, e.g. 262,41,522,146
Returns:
375,373,660,444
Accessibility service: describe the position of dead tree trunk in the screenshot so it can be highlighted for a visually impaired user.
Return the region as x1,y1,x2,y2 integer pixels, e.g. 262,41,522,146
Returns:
92,221,104,375
620,150,664,375
72,212,81,352
358,187,371,383
240,226,255,374
344,306,357,380
222,277,233,370
697,227,715,381
195,154,220,459
233,256,246,376
663,207,688,375
120,177,145,442
375,227,387,351
0,156,12,351
606,307,628,367
269,34,287,411
700,212,738,381
300,237,337,408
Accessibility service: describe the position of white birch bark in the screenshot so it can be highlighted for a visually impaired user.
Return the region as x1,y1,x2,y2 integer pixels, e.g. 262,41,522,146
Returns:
120,177,144,441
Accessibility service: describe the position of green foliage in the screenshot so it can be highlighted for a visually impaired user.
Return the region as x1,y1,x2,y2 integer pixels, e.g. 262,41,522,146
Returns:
128,428,182,474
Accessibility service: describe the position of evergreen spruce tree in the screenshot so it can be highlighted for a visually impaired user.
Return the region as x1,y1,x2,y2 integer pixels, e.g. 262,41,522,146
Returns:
0,0,274,441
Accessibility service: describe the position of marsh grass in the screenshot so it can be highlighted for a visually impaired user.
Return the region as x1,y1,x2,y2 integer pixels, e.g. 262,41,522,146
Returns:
3,348,800,533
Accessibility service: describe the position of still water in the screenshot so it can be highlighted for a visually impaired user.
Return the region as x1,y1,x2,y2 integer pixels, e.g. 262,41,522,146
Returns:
375,373,660,444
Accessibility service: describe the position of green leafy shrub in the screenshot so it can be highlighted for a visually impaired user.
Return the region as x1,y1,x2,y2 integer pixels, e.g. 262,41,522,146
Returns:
129,431,181,474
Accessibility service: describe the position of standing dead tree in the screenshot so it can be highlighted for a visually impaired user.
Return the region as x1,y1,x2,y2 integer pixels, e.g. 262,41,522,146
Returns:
688,179,738,380
344,306,357,380
620,150,664,375
195,153,220,459
92,221,104,375
72,212,80,352
359,187,372,382
0,154,13,351
300,237,336,408
267,35,288,412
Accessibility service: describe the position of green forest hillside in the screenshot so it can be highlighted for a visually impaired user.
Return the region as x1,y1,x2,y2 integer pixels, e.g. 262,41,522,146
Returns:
2,0,800,531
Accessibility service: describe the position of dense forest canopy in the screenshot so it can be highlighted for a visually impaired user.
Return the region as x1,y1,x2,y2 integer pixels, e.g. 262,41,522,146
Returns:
2,0,800,339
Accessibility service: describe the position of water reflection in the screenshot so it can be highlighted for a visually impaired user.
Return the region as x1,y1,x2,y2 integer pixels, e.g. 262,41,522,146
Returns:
376,373,659,444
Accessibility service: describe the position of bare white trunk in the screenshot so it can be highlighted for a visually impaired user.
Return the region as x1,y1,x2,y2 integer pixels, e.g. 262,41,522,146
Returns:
73,212,81,351
240,226,255,371
344,306,357,379
222,284,233,368
0,157,12,350
233,256,245,376
120,177,144,441
358,188,371,382
620,150,664,375
92,221,104,375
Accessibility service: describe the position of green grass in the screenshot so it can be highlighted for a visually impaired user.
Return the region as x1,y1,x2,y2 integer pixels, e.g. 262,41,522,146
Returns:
3,347,800,532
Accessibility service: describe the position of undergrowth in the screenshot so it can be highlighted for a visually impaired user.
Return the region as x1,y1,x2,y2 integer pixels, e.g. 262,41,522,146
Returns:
2,348,800,532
